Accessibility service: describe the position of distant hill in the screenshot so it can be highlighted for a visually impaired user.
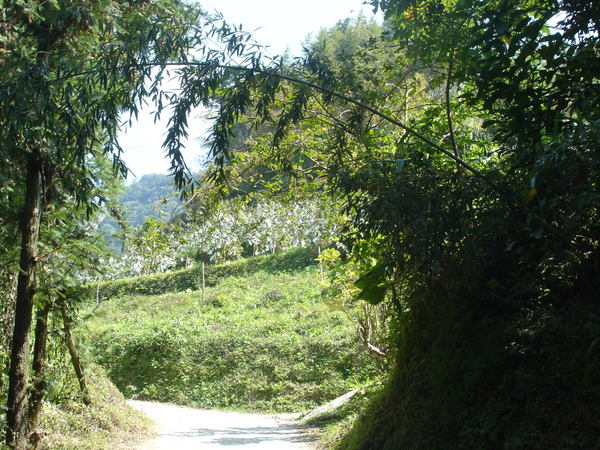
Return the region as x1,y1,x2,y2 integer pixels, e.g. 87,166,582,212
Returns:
120,174,180,227
100,174,181,250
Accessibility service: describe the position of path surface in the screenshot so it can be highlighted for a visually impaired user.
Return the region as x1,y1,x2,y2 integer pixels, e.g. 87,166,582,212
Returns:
129,400,315,449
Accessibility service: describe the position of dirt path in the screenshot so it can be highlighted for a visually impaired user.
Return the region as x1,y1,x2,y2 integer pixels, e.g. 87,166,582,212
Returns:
129,400,316,449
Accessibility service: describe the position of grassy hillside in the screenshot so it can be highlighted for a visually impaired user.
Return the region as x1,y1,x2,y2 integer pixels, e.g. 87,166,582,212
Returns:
83,259,384,413
35,363,152,449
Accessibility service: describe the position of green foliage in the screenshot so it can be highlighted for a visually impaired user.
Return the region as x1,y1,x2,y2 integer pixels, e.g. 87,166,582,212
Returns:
39,364,152,449
1,1,280,444
0,317,151,449
0,0,210,196
84,265,384,413
325,1,600,448
337,293,600,449
1,0,596,446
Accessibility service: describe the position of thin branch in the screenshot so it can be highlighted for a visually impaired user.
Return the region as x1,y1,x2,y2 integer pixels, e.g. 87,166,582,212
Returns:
445,48,460,171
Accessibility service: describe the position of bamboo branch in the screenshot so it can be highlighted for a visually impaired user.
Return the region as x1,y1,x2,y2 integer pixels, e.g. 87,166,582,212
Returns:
41,60,558,235
445,48,460,171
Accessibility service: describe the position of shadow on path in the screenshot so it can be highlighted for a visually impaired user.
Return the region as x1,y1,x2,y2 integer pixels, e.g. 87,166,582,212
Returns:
129,400,316,449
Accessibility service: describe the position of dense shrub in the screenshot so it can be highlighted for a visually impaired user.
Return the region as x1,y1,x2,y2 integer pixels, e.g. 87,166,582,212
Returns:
40,362,151,449
335,278,600,449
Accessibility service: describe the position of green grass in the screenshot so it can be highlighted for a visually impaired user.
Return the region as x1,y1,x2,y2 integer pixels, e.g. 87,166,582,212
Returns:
83,265,383,413
38,363,153,449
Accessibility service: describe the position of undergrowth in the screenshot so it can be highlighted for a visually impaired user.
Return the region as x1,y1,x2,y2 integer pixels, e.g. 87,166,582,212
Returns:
333,291,600,449
302,378,388,449
83,265,385,413
39,363,152,449
0,317,153,449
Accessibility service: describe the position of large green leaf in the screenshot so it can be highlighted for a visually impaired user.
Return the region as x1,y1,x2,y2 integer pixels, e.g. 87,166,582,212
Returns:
355,264,388,305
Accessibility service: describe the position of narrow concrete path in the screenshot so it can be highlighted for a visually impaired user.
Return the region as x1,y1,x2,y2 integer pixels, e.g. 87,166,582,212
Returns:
129,400,315,449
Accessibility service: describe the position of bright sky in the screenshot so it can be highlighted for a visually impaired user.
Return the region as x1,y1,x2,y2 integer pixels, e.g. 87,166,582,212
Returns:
118,0,380,180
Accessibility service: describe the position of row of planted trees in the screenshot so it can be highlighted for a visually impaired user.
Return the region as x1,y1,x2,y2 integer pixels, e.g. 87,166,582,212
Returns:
1,0,599,448
110,195,341,278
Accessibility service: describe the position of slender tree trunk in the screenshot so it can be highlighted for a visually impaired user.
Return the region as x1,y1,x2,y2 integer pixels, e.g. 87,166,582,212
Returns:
61,304,91,406
6,155,44,449
27,302,51,449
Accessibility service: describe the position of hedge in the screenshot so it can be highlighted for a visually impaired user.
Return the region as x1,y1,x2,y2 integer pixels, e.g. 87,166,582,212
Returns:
91,246,320,301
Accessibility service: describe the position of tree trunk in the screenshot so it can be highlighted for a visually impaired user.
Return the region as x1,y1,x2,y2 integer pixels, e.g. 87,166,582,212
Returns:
6,155,44,449
27,302,51,448
61,304,91,406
